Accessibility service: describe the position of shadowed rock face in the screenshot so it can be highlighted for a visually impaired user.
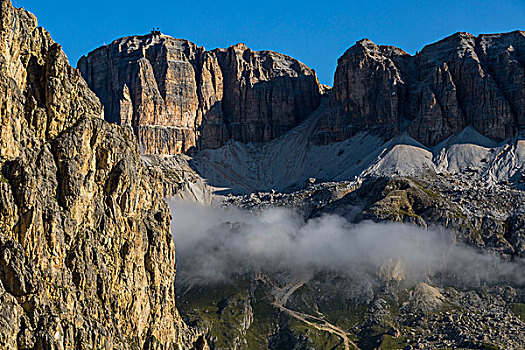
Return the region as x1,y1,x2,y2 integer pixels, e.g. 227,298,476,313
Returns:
78,36,322,155
319,31,525,146
0,1,197,348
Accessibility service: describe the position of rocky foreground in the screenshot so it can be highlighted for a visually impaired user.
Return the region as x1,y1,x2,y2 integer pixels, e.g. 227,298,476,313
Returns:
0,1,201,348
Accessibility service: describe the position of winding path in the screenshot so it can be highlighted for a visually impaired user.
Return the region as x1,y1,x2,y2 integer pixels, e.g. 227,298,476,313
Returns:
255,273,359,350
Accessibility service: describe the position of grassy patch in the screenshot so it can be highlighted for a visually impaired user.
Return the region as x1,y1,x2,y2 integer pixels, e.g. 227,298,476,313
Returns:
509,303,525,320
0,171,8,184
379,334,408,350
177,279,253,348
481,342,501,350
410,178,441,198
289,319,343,349
397,209,423,220
244,296,276,350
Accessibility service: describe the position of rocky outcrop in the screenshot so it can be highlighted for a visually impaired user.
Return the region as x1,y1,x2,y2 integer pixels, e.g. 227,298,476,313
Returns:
78,35,322,155
0,1,196,348
317,31,525,146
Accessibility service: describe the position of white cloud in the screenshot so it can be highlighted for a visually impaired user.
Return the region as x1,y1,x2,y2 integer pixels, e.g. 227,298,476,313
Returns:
169,201,524,288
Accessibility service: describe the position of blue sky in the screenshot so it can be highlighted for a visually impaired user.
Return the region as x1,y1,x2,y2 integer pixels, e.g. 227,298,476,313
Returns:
17,0,525,85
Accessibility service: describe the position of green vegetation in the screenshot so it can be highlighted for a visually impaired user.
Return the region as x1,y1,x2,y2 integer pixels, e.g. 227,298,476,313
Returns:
481,342,501,350
177,279,253,349
411,178,440,198
379,334,408,350
244,292,276,350
177,274,505,350
396,208,423,221
0,171,8,184
288,319,343,349
509,303,525,320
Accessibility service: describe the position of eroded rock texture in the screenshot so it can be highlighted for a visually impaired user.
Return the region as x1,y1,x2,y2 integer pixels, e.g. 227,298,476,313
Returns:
0,1,196,348
317,31,525,146
78,36,322,155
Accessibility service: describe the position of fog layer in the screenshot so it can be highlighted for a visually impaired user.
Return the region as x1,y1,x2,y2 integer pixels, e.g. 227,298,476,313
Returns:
169,201,524,287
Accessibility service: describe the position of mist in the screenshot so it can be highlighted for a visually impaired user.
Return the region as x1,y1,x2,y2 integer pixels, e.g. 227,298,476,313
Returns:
169,201,524,288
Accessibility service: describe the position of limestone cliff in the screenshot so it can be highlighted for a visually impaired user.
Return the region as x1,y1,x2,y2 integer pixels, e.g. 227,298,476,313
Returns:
0,1,196,348
316,31,525,146
80,30,525,153
78,35,322,155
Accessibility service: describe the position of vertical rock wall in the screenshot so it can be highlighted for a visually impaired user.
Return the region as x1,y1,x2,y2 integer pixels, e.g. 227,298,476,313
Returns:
78,36,322,155
0,1,196,348
319,31,525,146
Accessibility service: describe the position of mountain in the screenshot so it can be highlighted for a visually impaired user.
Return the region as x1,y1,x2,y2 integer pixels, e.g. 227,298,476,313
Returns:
134,32,525,349
318,31,525,146
80,31,525,158
0,1,200,348
78,35,322,154
80,30,525,199
101,31,525,350
1,0,525,348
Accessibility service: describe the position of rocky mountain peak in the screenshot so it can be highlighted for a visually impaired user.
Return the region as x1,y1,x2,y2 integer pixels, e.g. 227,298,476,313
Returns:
340,38,409,61
80,29,525,155
115,33,200,51
324,30,525,146
78,34,322,155
229,42,249,51
353,38,377,50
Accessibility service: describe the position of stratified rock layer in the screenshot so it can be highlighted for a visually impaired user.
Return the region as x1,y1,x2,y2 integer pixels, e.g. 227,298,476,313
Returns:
0,1,195,348
78,36,322,155
317,31,525,146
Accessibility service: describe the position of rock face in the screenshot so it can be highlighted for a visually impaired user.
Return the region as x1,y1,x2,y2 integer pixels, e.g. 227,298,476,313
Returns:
318,31,525,146
78,36,322,155
78,31,524,152
0,1,195,348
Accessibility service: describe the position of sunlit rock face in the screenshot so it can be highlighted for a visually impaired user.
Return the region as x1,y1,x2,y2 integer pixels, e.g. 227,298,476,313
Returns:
318,31,525,146
0,1,198,348
78,36,322,155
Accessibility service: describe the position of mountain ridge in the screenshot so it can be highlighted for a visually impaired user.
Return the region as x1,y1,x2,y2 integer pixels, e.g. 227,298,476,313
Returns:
324,30,525,147
78,33,322,154
79,29,525,158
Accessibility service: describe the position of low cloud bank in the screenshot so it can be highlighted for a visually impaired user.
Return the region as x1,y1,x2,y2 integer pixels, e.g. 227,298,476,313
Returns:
169,201,524,287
